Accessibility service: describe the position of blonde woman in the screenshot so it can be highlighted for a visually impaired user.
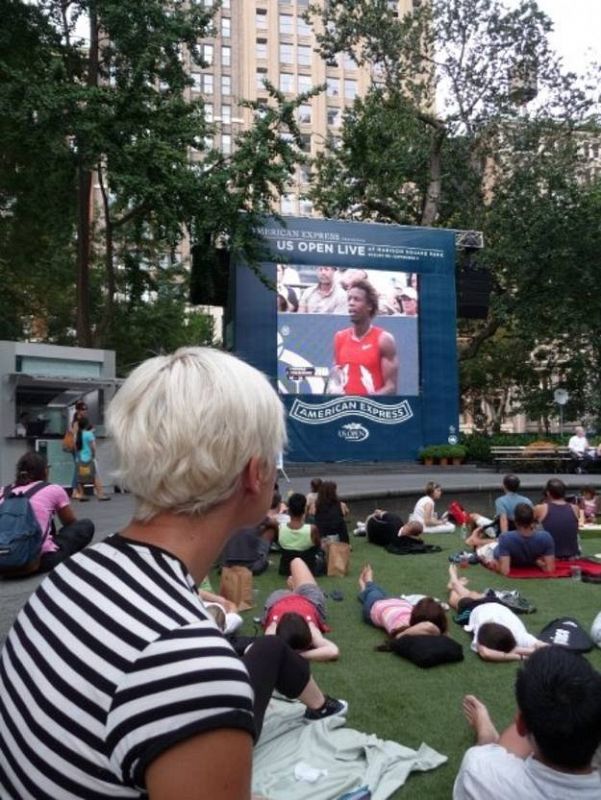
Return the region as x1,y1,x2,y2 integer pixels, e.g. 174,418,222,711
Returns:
0,348,287,799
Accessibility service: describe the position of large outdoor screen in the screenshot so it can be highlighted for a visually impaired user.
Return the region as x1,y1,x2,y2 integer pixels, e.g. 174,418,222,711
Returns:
276,264,419,396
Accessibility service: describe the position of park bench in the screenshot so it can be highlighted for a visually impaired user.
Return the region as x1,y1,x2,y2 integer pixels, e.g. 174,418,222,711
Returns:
491,444,574,474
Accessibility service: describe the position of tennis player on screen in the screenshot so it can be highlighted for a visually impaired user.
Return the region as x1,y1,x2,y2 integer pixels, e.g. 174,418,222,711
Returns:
329,279,399,396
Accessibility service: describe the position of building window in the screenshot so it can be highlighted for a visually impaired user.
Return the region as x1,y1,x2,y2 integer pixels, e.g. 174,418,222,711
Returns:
256,70,268,90
279,72,294,93
222,46,231,67
203,74,214,94
327,106,342,127
205,104,214,122
327,77,340,96
279,14,293,34
298,103,312,124
279,43,293,64
256,40,267,59
299,164,311,184
221,75,231,95
221,17,231,38
222,134,232,155
222,0,230,7
202,44,214,66
191,73,202,92
344,79,357,99
343,52,355,70
297,45,311,67
299,198,313,215
256,10,267,30
221,105,231,123
298,74,313,93
300,134,311,152
297,16,311,37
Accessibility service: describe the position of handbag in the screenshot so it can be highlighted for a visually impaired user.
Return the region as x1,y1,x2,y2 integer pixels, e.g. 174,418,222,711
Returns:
326,542,350,577
219,565,254,611
62,430,75,453
76,460,96,483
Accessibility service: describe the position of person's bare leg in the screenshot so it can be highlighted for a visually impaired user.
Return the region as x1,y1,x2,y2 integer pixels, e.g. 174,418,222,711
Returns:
465,529,490,549
448,564,484,608
298,676,326,710
289,557,317,590
358,563,373,592
463,695,499,745
497,722,534,759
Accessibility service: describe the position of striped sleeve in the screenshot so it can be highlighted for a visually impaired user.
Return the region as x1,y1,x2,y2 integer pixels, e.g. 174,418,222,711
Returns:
106,623,255,790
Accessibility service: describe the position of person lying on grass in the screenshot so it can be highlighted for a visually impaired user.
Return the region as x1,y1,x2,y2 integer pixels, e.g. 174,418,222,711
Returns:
475,503,555,576
262,556,339,661
448,565,545,663
454,646,601,799
358,563,448,642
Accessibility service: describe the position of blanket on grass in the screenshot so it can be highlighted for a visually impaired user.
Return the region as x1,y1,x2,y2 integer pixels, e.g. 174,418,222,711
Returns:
483,557,601,579
252,698,447,800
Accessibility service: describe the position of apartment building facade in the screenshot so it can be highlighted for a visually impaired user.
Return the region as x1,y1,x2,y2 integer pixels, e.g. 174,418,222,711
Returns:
187,0,417,215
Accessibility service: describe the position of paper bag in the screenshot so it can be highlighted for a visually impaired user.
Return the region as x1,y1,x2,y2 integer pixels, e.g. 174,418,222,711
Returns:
219,565,254,611
326,542,350,577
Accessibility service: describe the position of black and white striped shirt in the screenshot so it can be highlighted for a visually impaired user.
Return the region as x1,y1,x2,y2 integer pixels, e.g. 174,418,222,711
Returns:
0,534,254,799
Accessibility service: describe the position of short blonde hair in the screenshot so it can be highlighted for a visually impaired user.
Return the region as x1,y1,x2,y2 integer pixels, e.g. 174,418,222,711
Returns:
107,347,286,520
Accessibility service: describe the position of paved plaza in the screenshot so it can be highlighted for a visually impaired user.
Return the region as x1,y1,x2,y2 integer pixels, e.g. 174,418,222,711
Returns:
2,466,601,645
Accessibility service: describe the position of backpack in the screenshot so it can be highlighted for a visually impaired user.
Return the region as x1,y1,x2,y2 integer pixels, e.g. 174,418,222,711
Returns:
538,617,594,653
0,482,48,572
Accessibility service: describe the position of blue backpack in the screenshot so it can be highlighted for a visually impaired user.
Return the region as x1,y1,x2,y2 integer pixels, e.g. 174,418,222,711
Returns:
0,482,48,572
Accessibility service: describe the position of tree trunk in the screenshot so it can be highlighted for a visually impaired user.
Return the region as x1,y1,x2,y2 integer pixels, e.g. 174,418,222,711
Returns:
97,161,115,343
421,128,446,226
75,3,99,348
75,162,93,346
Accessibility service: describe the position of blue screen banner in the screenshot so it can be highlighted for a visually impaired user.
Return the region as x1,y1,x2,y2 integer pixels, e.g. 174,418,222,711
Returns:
232,216,458,462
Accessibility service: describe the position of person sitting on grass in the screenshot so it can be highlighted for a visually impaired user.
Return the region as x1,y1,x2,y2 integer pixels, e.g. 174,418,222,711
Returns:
410,482,455,533
465,474,533,550
277,492,322,575
312,480,350,543
279,493,321,552
454,646,601,799
478,503,555,576
534,478,580,559
579,486,600,525
358,563,448,641
263,556,339,661
448,564,545,662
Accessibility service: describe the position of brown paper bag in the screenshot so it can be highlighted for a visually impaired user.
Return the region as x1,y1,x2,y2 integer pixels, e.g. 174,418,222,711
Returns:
219,565,254,611
326,542,351,577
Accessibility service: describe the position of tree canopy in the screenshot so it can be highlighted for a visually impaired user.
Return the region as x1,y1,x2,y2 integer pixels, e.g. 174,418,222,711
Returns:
307,0,601,431
0,0,310,369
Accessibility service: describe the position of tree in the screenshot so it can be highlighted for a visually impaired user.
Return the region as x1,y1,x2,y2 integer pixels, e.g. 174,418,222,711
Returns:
306,0,601,429
1,0,312,357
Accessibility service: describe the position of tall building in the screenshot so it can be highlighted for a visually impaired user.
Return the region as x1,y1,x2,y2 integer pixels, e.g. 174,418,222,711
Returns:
188,0,417,216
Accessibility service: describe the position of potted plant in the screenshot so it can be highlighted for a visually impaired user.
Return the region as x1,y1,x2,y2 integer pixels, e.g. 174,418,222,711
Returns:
419,445,440,466
448,444,467,465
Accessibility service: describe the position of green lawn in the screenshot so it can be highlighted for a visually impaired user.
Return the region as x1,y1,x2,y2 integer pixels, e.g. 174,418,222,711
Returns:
216,528,601,800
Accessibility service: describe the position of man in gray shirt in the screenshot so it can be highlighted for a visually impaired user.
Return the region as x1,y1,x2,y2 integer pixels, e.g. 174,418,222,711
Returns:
299,266,348,314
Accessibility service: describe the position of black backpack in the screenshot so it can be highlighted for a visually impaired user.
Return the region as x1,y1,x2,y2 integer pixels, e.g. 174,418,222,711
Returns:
538,617,594,653
0,482,48,572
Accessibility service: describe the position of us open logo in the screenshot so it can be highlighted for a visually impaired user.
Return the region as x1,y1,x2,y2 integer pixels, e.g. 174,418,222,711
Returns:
338,423,369,442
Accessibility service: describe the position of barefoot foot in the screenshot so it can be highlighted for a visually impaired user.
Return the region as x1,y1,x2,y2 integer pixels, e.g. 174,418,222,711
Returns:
462,695,499,745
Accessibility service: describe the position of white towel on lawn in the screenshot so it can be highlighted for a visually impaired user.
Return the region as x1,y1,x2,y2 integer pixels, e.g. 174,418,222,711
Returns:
252,698,446,800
